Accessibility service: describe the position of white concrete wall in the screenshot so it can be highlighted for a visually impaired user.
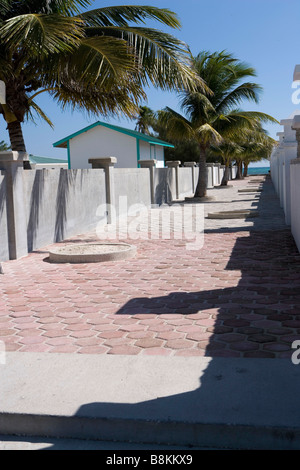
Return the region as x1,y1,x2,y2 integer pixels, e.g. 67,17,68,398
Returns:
270,118,297,224
0,173,9,261
22,168,107,251
178,167,195,199
69,125,137,169
290,159,300,251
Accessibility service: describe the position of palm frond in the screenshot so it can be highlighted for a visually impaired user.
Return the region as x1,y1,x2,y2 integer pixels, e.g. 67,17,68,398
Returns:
78,5,181,29
27,99,54,128
0,13,84,56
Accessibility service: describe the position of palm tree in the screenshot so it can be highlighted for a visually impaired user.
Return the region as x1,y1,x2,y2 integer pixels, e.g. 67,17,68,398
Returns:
0,139,10,151
134,106,156,135
209,140,243,185
157,51,278,197
0,1,202,160
240,126,277,177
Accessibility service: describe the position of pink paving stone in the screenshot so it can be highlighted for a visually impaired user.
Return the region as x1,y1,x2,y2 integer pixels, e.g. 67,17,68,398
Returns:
280,335,300,344
10,311,32,318
86,317,112,325
134,338,164,348
142,348,173,356
103,337,131,347
112,318,140,325
129,314,158,320
148,324,174,333
174,349,206,357
126,331,155,339
107,345,141,355
50,345,80,353
263,343,292,352
97,330,125,339
217,333,246,343
244,351,276,358
69,330,96,338
185,313,211,320
195,318,216,327
79,346,109,354
156,331,186,340
20,344,52,352
207,350,241,358
176,325,207,334
39,323,64,331
15,328,43,337
18,336,46,345
64,323,92,331
229,342,259,352
45,337,75,346
0,329,16,337
165,339,195,350
252,320,281,328
197,340,226,351
5,343,22,352
119,324,146,332
42,330,69,338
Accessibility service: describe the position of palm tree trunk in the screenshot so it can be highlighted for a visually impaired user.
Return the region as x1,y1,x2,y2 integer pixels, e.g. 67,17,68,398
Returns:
7,121,31,169
236,160,243,179
221,156,231,186
194,145,207,198
221,163,230,185
243,162,249,177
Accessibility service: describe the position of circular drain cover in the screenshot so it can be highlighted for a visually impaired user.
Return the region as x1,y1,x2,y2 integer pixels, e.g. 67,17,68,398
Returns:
207,210,259,219
48,242,136,263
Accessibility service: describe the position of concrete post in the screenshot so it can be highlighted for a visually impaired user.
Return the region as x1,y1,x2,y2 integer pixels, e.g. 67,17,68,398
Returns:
0,151,28,260
138,159,156,205
292,115,300,159
206,163,215,187
215,163,221,185
88,157,117,224
166,161,181,199
184,162,196,193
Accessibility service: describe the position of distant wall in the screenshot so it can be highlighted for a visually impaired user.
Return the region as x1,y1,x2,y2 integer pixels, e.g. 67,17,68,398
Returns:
290,159,300,251
0,155,226,261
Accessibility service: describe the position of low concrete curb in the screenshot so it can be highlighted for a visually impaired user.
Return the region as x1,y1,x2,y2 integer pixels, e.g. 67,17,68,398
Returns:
1,353,300,449
207,210,259,219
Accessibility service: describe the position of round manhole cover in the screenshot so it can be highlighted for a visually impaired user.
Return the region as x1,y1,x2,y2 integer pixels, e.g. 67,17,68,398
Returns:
48,242,136,263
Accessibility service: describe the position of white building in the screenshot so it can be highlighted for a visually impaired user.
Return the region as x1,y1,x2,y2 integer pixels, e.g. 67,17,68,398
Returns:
53,121,174,169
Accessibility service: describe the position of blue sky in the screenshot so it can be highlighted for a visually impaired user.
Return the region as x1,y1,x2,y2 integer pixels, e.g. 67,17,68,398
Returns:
5,0,300,163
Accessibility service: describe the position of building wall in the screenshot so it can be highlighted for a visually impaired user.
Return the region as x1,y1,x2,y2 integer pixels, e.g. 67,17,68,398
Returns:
69,125,137,169
0,173,9,261
290,159,300,252
138,141,165,168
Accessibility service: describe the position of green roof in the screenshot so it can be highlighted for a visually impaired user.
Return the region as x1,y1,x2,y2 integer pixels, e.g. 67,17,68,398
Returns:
29,154,68,164
53,121,174,149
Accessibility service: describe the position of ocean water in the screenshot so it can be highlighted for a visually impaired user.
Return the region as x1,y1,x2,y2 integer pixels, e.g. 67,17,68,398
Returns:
247,167,270,175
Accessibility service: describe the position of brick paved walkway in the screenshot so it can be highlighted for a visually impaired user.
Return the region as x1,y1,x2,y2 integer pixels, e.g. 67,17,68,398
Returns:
1,175,300,358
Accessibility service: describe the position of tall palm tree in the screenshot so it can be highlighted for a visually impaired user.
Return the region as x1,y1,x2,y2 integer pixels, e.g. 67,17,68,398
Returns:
0,1,202,160
134,106,156,135
240,126,277,177
209,140,243,185
158,51,278,197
